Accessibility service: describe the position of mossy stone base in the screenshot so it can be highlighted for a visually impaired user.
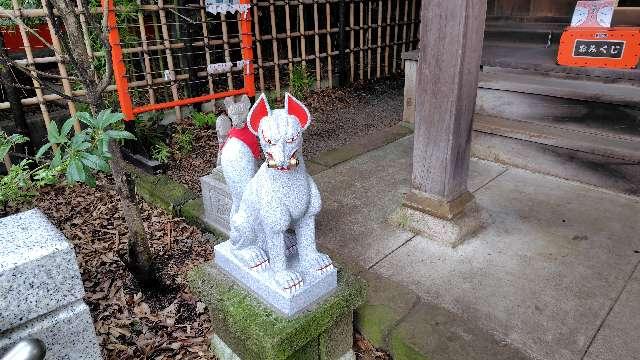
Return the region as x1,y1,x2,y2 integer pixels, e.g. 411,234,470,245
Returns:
134,172,196,215
187,263,366,360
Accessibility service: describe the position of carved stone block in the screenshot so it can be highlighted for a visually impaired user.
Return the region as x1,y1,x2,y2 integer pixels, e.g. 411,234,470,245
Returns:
201,168,232,236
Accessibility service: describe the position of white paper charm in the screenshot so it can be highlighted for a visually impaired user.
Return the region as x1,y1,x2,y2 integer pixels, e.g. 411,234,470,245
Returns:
205,0,251,16
207,62,233,74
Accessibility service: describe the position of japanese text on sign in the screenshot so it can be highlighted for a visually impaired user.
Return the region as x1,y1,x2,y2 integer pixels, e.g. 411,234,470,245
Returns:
573,40,625,59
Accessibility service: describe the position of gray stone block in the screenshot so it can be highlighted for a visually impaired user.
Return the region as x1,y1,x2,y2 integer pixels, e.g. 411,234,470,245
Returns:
215,241,337,318
0,209,85,330
0,301,102,360
201,168,232,236
391,201,487,248
0,209,101,359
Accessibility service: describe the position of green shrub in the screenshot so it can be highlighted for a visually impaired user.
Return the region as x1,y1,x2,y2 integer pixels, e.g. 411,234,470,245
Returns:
174,129,194,155
289,64,315,99
36,110,135,187
0,159,36,211
151,142,171,163
192,112,217,128
0,131,28,160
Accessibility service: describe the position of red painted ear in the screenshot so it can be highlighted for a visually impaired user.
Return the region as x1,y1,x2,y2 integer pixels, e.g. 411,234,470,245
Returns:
247,93,271,134
285,92,311,130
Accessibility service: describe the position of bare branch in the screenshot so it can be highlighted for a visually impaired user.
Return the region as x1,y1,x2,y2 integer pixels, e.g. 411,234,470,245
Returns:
0,77,89,104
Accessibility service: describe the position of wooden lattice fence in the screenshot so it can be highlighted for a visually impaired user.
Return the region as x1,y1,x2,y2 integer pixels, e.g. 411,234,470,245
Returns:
0,0,420,143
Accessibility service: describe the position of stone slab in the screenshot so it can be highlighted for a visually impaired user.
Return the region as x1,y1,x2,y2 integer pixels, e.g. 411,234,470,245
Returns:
313,136,416,269
201,168,232,236
355,270,420,350
0,209,85,331
374,167,640,360
584,264,640,360
389,301,530,360
314,135,509,268
187,263,366,360
471,131,640,197
214,240,337,317
0,300,101,360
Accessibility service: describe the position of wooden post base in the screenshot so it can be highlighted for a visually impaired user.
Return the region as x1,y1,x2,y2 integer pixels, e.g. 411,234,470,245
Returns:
403,190,475,220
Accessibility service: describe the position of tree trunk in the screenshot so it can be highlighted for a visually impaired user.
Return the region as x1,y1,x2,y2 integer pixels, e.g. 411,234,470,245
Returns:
109,140,156,285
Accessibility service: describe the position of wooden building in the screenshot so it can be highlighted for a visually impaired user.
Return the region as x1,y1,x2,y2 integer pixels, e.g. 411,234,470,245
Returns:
404,0,639,195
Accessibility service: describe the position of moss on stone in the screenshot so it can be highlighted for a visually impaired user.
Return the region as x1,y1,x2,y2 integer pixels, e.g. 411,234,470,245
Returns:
355,304,397,349
134,173,196,215
390,330,430,360
318,312,353,360
188,263,367,360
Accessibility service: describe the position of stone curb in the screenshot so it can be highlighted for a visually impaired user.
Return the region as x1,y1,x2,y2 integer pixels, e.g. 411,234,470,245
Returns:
312,124,413,169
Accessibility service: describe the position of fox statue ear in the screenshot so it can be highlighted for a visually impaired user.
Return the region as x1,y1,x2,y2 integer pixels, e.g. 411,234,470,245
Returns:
247,93,271,135
285,92,311,130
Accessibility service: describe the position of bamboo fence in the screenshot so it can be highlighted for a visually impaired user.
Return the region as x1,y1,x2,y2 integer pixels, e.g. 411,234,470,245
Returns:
0,0,421,144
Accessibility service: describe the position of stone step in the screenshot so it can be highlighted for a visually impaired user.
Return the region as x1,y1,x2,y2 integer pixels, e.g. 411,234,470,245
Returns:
0,209,86,331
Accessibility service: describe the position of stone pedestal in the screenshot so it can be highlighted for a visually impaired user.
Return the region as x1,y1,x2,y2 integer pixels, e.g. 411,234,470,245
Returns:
215,241,337,317
188,263,366,360
392,191,487,248
201,168,232,236
0,209,101,359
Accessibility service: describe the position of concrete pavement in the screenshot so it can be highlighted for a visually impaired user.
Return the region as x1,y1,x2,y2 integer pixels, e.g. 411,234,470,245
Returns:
314,134,640,360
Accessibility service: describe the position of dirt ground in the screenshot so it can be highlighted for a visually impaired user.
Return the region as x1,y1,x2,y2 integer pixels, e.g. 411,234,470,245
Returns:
5,177,389,359
167,76,404,194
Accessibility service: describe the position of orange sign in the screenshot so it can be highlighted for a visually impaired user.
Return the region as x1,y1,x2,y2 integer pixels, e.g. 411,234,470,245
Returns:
558,27,640,69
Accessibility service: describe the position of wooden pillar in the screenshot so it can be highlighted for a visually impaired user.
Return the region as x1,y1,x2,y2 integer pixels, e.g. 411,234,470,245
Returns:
404,0,486,220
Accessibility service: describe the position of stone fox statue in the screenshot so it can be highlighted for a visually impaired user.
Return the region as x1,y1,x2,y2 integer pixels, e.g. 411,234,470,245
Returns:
229,93,334,294
219,95,260,218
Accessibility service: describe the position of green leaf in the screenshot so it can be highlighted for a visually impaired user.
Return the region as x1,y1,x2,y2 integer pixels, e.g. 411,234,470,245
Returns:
75,112,95,128
51,149,62,168
84,173,97,188
46,122,60,144
60,117,77,137
6,134,29,146
0,144,9,160
99,110,124,129
80,153,110,172
104,130,136,140
70,138,92,152
66,158,86,183
35,143,52,159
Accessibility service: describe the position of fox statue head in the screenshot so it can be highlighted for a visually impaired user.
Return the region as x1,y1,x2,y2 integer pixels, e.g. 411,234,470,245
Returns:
247,93,311,171
224,95,252,128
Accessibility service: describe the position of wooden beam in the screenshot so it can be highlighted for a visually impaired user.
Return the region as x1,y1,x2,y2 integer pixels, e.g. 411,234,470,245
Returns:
409,0,487,218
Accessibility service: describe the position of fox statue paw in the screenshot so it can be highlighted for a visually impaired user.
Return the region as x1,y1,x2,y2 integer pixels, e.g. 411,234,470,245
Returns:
305,253,334,275
236,246,269,272
275,270,304,294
